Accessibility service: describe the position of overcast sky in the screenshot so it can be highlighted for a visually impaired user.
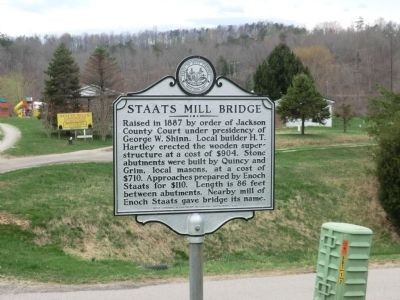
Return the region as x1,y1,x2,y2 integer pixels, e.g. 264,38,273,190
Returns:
0,0,398,37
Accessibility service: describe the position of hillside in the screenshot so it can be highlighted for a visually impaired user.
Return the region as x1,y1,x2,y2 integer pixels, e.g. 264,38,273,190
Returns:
0,121,399,283
1,20,400,115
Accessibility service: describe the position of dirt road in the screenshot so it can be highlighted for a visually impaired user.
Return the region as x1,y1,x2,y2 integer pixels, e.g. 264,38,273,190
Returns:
0,147,112,173
0,123,21,153
0,123,112,173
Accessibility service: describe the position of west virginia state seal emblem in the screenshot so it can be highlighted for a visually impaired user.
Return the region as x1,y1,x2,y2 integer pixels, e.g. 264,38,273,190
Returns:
176,56,216,95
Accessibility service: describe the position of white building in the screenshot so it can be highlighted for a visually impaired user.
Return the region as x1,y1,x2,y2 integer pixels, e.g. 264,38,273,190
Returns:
275,98,334,128
78,84,122,111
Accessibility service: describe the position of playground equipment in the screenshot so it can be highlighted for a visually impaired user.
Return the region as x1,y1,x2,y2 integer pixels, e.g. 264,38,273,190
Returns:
32,101,43,118
13,97,42,118
14,100,29,117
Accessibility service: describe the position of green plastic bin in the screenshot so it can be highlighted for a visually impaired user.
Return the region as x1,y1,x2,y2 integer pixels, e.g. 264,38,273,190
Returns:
314,222,373,299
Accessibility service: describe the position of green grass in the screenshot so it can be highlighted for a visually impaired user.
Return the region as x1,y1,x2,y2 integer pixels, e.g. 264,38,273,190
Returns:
0,164,183,283
0,116,398,283
0,117,111,156
0,226,162,283
276,117,372,149
281,116,367,134
1,116,370,157
0,145,399,283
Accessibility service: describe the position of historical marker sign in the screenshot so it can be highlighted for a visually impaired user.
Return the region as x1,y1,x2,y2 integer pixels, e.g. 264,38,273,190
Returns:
113,56,274,216
57,112,93,130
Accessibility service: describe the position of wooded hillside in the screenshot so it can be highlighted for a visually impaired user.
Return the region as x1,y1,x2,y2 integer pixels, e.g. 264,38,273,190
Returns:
0,19,398,114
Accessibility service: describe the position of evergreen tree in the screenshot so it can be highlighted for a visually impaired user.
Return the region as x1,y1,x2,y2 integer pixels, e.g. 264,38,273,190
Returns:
82,47,123,141
254,43,309,100
82,47,123,93
43,43,80,126
368,88,400,228
277,73,330,135
0,33,12,47
216,56,230,76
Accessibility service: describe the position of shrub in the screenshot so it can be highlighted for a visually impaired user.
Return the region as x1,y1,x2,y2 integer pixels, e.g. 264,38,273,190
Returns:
368,88,400,228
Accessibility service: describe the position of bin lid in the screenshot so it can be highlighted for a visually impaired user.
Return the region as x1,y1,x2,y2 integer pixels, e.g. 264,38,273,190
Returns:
322,222,373,235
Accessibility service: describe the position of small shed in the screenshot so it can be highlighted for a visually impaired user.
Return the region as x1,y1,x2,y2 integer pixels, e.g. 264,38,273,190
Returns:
78,85,122,111
0,97,10,117
275,98,334,128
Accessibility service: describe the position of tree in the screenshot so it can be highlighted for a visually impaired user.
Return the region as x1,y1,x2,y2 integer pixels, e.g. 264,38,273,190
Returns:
253,43,309,100
0,72,26,107
43,43,80,127
0,33,12,47
277,73,330,135
294,45,337,95
82,47,123,141
368,88,400,228
216,56,230,76
335,103,354,133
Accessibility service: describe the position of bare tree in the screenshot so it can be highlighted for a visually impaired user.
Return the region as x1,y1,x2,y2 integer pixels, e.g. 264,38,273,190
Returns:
335,103,354,133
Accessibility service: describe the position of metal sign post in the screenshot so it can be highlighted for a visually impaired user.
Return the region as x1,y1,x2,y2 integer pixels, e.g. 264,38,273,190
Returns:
137,212,254,300
188,214,204,300
189,238,203,300
113,56,275,300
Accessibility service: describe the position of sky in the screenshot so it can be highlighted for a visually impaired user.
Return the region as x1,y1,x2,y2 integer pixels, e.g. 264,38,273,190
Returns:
0,0,398,37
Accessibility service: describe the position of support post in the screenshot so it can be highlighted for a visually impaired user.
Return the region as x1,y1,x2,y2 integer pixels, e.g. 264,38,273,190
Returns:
187,213,204,300
188,236,204,300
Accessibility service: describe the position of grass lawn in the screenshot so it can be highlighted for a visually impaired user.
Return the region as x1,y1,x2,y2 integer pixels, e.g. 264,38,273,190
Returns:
0,117,111,156
0,116,398,283
0,145,399,283
1,116,371,157
276,117,372,149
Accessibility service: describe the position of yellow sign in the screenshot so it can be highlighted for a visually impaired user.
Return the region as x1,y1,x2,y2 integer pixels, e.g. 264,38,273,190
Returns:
57,112,93,130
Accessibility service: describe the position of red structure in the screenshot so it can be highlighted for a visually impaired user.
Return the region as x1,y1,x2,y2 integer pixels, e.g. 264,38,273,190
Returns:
0,98,10,117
